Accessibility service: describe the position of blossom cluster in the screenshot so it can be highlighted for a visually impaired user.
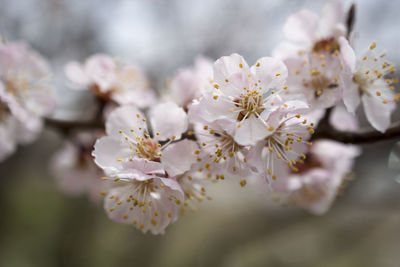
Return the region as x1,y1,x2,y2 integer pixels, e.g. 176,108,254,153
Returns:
0,1,398,235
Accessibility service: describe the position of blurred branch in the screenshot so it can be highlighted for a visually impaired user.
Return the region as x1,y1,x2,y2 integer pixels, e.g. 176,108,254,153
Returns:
45,117,104,134
346,3,356,37
313,120,400,144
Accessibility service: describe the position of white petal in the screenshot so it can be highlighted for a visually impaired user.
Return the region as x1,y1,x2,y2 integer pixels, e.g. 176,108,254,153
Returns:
104,177,183,235
283,9,318,43
251,57,288,89
234,116,268,145
92,136,131,174
161,139,198,177
122,158,164,175
105,105,147,136
318,1,345,38
213,53,250,96
362,94,395,133
338,37,356,72
85,54,116,91
150,102,188,141
64,61,91,89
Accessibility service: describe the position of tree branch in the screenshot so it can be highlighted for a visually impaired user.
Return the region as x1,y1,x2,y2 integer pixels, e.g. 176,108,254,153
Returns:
313,121,400,144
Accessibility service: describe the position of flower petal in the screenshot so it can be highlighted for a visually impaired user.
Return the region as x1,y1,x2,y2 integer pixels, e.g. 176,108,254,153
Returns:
251,57,288,89
161,139,198,177
283,9,318,43
150,102,188,141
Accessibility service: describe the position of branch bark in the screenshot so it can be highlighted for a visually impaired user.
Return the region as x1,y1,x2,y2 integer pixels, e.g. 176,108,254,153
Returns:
312,120,400,144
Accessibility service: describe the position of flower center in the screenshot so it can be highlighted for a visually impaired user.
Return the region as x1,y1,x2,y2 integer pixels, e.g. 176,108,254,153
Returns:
137,137,161,161
312,37,340,53
235,91,265,121
303,72,337,97
353,72,372,95
290,153,322,174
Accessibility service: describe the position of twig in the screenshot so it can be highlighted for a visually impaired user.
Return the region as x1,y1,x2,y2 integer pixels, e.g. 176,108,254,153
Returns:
313,121,400,144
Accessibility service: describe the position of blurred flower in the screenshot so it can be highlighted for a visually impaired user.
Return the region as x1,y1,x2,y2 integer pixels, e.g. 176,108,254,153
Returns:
167,56,213,109
273,1,347,60
0,41,55,161
65,54,156,108
50,131,105,202
284,140,360,215
339,37,397,132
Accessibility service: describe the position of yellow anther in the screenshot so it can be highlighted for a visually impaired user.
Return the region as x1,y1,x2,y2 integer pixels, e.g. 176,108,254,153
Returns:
370,42,376,50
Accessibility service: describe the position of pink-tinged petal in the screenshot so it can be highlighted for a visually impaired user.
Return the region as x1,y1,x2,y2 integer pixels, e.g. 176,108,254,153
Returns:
341,76,360,113
64,61,91,89
160,178,184,196
318,1,345,38
170,67,198,107
150,102,188,141
103,176,182,234
105,105,147,136
112,88,157,108
122,158,164,175
272,42,304,60
213,53,249,96
283,9,318,43
362,94,395,133
234,116,269,145
85,54,116,91
161,139,198,177
251,57,288,89
338,37,356,72
330,105,359,131
92,136,131,173
189,94,236,123
246,141,265,172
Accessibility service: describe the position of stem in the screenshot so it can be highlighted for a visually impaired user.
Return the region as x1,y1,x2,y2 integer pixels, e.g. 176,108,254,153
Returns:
313,121,400,144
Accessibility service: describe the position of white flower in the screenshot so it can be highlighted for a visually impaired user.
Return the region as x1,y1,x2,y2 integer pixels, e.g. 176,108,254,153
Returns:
65,54,156,108
273,1,347,59
50,131,105,202
247,100,313,190
92,103,199,233
168,56,213,109
103,167,184,234
339,37,397,132
193,53,289,146
0,42,54,161
285,140,360,215
285,51,343,108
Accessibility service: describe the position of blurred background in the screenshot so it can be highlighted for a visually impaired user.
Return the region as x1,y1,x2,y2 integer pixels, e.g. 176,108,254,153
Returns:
1,0,400,266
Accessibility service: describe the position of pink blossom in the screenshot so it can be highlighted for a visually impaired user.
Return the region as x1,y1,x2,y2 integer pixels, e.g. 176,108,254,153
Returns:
168,56,213,109
92,104,200,233
284,140,360,215
339,37,397,132
273,1,347,60
0,42,55,161
65,54,156,108
247,100,314,189
50,132,106,202
192,53,292,146
285,51,343,108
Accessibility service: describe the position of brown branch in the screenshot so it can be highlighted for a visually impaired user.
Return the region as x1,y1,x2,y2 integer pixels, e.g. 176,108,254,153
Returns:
346,3,356,37
313,121,400,144
45,117,104,134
